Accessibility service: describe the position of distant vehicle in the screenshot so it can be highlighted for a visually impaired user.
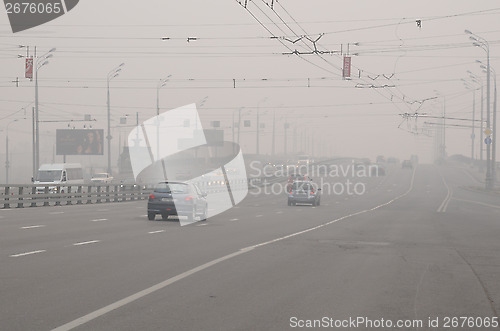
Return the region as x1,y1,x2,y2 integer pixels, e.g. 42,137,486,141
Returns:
288,174,312,184
287,181,321,206
91,173,113,184
147,182,208,222
402,160,413,169
119,178,138,190
34,163,84,193
376,155,386,163
371,164,386,176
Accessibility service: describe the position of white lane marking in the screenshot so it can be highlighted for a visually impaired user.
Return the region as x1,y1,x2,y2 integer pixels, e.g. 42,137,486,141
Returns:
229,218,239,221
10,250,46,257
51,168,418,331
50,211,64,215
91,219,108,222
51,248,252,331
73,240,100,246
256,215,263,218
452,197,500,210
148,230,165,234
196,224,208,227
21,225,46,229
437,174,453,213
0,209,13,211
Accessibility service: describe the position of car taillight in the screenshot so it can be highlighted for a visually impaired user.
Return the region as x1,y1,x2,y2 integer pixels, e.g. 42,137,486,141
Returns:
185,195,193,201
149,194,155,200
311,189,315,194
289,190,292,194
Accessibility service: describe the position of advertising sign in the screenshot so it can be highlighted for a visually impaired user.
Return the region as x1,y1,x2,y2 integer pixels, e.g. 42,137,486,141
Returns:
56,129,104,155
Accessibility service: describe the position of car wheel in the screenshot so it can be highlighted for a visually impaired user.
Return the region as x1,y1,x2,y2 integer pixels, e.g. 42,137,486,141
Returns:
312,200,316,207
148,212,155,221
317,199,320,206
287,200,291,206
200,207,208,221
187,208,196,222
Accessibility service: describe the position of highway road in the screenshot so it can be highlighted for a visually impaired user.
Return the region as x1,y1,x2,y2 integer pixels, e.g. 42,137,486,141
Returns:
1,164,500,330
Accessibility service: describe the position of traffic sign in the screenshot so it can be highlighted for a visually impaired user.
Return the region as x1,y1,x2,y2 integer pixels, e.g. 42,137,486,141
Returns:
485,137,492,145
485,128,492,136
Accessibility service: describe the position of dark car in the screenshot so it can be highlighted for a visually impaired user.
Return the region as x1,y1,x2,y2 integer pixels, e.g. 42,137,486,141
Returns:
402,160,413,169
147,182,208,221
287,181,321,206
371,164,386,176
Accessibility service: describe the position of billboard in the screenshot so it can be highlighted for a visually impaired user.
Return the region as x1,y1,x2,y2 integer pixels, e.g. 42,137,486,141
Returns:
56,129,104,155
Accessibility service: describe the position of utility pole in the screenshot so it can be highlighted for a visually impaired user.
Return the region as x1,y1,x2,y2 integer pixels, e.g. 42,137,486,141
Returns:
106,63,125,175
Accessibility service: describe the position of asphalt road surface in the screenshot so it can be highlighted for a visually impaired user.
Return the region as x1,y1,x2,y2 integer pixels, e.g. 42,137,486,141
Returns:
1,164,500,330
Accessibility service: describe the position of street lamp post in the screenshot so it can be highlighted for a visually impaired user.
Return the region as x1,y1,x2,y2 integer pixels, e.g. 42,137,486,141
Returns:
106,63,125,175
468,71,484,172
463,82,477,164
466,29,493,189
34,48,55,176
156,75,171,159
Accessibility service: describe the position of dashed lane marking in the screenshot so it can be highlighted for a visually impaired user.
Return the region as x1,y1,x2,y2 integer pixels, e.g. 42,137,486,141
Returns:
73,240,100,246
21,225,46,229
10,250,46,257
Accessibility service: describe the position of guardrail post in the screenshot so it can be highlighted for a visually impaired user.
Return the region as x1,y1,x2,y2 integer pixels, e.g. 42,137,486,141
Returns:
129,185,135,201
77,186,82,204
114,185,119,202
43,186,49,206
66,186,73,205
105,185,110,203
17,187,24,208
86,185,92,204
55,185,61,206
31,186,36,207
3,186,10,209
96,186,101,203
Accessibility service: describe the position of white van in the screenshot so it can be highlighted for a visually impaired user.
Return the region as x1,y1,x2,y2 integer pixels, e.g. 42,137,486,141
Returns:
34,163,84,193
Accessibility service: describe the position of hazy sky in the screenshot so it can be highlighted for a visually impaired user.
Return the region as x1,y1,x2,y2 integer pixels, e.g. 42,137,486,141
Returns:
1,1,500,182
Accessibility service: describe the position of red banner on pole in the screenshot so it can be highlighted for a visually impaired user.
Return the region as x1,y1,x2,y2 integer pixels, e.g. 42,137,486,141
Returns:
343,56,351,78
25,58,33,79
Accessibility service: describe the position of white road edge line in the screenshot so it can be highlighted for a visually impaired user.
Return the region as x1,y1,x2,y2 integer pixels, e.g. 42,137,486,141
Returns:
91,219,108,222
10,250,46,257
72,240,100,246
51,168,417,331
148,230,165,234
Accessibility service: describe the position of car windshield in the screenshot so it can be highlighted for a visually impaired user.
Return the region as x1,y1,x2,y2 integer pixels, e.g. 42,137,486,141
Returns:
291,182,312,191
154,183,188,194
36,170,62,182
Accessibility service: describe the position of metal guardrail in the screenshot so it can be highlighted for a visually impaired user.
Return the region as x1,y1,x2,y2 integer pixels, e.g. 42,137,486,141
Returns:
1,184,149,209
0,176,278,209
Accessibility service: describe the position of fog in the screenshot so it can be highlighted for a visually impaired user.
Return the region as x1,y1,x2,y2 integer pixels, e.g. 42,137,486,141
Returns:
1,0,499,183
